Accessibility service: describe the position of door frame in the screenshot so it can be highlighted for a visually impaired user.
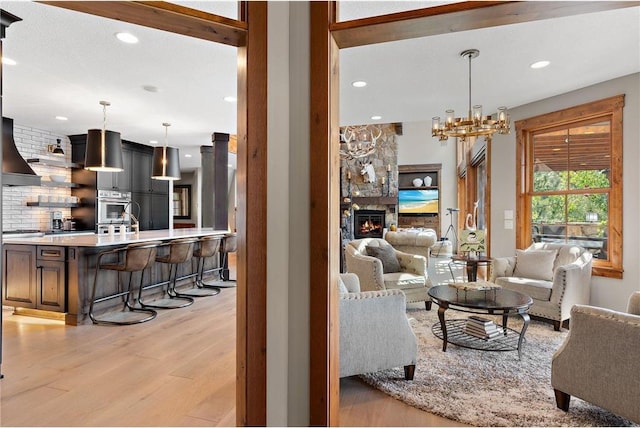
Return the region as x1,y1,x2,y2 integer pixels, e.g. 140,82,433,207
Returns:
308,1,637,425
36,2,267,425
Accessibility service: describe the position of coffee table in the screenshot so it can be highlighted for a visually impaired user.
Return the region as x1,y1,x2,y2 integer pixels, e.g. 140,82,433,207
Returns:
428,284,533,359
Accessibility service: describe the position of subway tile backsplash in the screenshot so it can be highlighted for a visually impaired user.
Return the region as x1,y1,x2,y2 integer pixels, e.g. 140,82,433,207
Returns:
2,122,72,232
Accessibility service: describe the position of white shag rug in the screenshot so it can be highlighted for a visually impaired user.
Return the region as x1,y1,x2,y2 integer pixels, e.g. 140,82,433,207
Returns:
359,307,637,427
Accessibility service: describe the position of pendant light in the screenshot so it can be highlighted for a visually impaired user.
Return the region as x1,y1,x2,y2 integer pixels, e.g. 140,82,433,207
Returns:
151,122,181,180
84,101,124,172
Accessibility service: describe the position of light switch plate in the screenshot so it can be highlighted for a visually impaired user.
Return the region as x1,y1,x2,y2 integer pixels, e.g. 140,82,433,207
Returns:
504,210,514,220
504,219,514,230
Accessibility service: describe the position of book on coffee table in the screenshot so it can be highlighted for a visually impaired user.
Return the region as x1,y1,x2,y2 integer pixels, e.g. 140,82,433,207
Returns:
450,280,500,291
464,316,502,340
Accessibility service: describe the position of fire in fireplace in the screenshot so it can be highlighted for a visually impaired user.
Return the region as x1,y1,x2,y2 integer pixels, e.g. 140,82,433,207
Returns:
354,210,385,239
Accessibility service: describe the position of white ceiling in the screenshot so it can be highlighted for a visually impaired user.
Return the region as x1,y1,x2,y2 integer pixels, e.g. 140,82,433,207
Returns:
1,2,639,170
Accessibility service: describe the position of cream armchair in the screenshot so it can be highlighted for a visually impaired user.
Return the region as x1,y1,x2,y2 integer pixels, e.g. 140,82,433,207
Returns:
490,243,592,330
345,238,432,310
339,273,417,380
551,292,640,423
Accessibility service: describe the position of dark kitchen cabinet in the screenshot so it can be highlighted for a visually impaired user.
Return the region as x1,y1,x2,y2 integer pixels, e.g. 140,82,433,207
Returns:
71,136,169,231
132,192,169,230
132,151,169,194
96,148,132,191
132,150,152,192
2,245,66,313
2,245,37,307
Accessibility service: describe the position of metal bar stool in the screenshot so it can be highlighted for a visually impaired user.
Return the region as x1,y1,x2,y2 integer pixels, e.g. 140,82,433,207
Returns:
219,234,236,282
139,237,197,309
191,235,223,293
89,241,162,325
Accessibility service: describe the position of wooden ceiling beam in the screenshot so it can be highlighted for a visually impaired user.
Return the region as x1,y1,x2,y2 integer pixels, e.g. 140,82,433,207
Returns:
331,1,639,49
38,1,247,47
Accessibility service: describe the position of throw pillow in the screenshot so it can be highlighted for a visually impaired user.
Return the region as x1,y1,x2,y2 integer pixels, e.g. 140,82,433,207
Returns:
366,245,401,273
513,249,558,281
337,276,349,294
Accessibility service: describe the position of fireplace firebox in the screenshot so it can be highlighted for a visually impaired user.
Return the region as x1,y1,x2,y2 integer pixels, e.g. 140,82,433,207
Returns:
354,210,385,239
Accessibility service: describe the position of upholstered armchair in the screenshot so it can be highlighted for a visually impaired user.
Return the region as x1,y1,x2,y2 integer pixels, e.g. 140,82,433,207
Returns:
490,242,592,330
345,238,432,310
551,292,640,423
384,229,437,260
339,273,417,380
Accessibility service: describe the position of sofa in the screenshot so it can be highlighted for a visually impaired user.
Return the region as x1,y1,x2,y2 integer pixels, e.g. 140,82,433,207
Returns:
551,292,640,423
345,238,432,310
384,229,437,260
490,242,592,330
338,273,417,380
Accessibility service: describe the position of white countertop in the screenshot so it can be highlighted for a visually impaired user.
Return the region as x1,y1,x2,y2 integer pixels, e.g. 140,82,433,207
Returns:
2,228,231,247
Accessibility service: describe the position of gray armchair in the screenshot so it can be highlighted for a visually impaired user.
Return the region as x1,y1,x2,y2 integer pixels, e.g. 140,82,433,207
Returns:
490,243,592,330
345,238,432,310
551,292,640,423
339,273,417,380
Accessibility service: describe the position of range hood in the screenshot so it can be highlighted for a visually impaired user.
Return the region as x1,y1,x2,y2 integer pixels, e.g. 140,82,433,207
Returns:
2,117,41,186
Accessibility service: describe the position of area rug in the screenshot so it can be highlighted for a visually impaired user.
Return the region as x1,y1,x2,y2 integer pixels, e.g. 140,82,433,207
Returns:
359,307,637,427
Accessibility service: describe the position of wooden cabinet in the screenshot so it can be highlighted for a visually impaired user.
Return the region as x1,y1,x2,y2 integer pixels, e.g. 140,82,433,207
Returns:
397,163,442,233
132,150,152,192
2,245,66,312
132,192,169,230
2,245,37,307
96,148,132,191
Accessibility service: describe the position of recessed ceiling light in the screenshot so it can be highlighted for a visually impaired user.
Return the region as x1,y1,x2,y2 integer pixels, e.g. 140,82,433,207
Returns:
227,164,233,167
223,96,237,103
371,115,382,121
352,81,367,88
55,116,68,121
149,140,158,145
1,57,17,65
185,154,192,158
530,60,550,69
115,32,139,44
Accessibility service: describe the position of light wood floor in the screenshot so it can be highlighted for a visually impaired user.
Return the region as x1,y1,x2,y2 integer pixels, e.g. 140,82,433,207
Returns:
1,253,461,427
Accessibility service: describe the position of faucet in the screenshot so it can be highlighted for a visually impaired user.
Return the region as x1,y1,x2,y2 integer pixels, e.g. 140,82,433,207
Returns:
121,200,141,233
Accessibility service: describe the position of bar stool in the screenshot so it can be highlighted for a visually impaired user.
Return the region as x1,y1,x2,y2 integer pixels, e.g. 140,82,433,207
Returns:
89,241,162,325
218,234,237,283
191,235,223,293
139,237,197,309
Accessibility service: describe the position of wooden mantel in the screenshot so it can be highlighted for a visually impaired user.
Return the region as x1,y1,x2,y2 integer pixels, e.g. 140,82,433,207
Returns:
351,196,397,205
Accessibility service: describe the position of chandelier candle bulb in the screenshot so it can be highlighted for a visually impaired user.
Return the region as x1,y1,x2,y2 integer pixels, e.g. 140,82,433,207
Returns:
473,105,483,124
446,110,455,128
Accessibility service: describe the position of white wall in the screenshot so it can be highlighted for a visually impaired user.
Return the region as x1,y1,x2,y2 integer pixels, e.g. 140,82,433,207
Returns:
396,120,458,238
266,2,311,425
491,73,640,311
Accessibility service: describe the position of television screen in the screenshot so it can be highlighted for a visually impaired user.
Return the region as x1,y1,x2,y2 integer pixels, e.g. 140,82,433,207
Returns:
398,189,439,214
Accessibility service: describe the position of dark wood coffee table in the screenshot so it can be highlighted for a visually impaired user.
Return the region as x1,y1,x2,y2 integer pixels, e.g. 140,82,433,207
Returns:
428,284,533,359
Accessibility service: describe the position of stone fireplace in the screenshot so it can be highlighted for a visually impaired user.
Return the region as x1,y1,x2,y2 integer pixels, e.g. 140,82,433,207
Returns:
340,123,400,242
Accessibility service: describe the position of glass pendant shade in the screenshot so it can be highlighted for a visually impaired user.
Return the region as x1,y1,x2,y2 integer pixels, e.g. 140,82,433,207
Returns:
151,146,181,180
84,129,124,171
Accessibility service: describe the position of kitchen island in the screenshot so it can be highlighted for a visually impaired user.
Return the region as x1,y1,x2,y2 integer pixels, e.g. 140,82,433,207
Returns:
2,228,231,325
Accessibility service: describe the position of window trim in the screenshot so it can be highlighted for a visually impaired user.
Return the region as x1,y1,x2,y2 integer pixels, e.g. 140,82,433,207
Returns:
515,94,624,278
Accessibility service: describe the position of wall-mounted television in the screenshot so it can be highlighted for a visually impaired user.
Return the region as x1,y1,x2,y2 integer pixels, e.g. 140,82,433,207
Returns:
398,189,439,214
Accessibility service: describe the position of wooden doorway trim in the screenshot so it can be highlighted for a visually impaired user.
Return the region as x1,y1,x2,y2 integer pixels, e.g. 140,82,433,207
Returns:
309,1,638,425
309,2,340,426
35,2,266,426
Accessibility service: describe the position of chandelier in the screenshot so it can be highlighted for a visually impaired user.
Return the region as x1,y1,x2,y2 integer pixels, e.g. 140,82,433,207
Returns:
339,124,383,160
431,49,510,143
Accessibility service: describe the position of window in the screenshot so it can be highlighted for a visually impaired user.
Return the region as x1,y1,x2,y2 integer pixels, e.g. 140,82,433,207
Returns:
516,95,624,278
